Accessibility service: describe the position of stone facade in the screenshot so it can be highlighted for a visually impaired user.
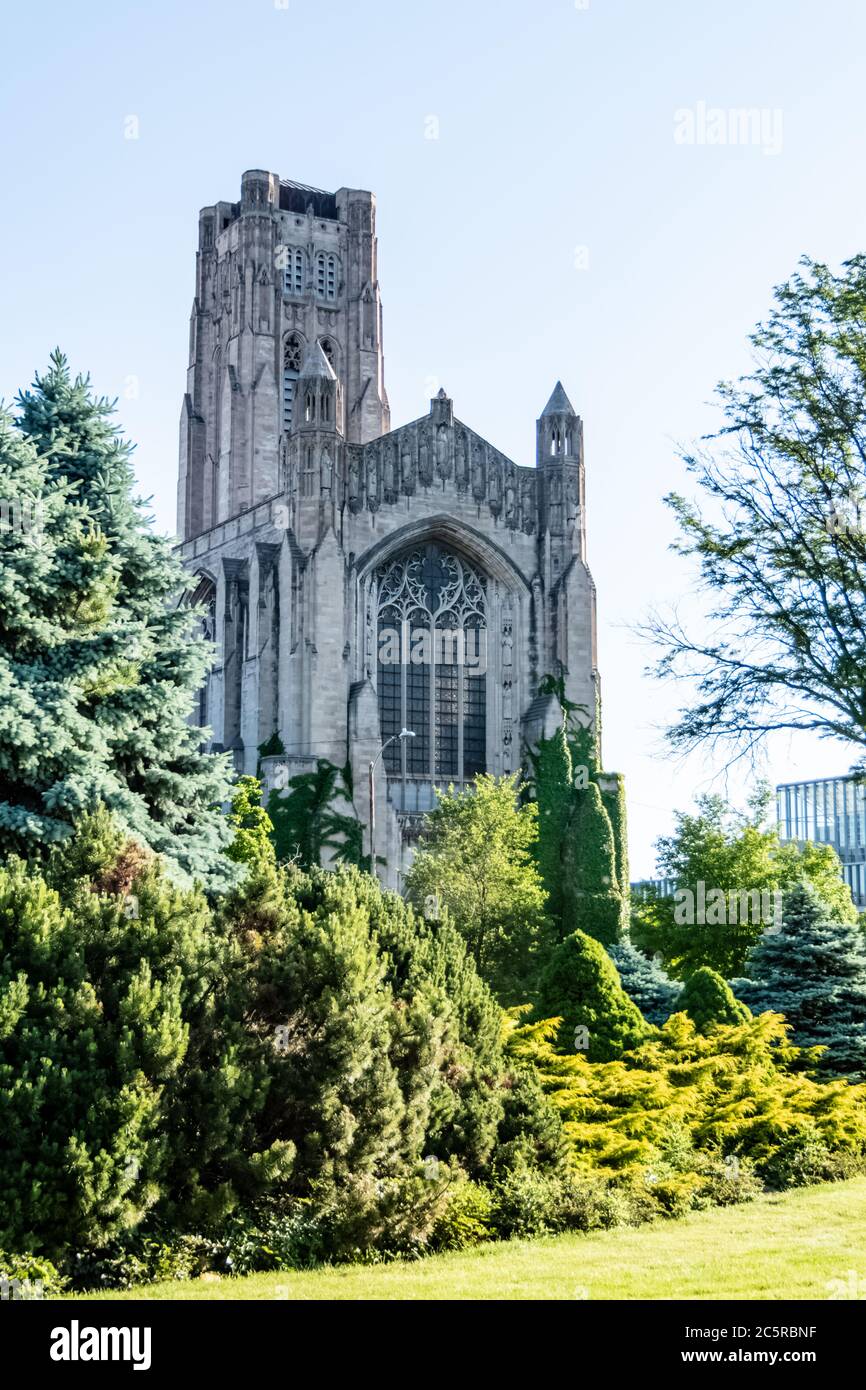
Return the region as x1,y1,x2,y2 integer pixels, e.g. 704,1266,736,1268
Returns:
177,169,601,888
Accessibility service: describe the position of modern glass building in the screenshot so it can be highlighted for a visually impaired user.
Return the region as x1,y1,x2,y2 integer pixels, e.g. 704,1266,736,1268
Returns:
630,878,678,900
776,773,866,907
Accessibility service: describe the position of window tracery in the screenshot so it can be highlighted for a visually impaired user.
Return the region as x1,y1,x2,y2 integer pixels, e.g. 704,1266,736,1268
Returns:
374,543,487,791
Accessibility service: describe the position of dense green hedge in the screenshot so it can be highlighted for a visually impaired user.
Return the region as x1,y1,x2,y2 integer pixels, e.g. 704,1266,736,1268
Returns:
0,814,558,1272
3,809,866,1290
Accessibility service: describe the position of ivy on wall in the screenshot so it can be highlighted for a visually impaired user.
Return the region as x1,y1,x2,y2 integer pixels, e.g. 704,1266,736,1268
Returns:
267,759,368,870
528,674,630,947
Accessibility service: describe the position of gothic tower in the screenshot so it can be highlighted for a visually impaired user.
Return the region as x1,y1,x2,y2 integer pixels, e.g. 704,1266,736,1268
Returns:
177,169,388,541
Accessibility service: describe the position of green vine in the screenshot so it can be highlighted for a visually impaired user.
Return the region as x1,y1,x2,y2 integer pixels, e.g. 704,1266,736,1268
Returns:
268,758,367,870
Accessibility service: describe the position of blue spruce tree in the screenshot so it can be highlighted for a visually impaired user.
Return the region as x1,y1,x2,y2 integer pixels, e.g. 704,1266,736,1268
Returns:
1,353,235,887
739,881,866,1077
607,939,681,1025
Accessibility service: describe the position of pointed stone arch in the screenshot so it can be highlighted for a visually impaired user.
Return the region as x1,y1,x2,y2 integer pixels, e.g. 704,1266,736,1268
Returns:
352,516,533,813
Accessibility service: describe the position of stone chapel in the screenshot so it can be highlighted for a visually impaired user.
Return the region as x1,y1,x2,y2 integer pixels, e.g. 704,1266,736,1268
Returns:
176,168,602,887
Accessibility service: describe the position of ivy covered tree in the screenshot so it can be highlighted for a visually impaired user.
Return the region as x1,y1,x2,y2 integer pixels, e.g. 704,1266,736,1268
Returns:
528,676,628,948
561,781,625,947
404,775,548,1004
600,774,629,901
532,723,573,922
0,353,234,888
738,881,866,1076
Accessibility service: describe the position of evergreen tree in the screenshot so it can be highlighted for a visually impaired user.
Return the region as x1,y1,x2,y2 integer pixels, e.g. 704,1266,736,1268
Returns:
303,865,510,1174
0,407,121,847
561,781,625,946
226,776,274,870
0,811,221,1257
221,860,521,1188
533,928,648,1060
506,1008,866,1186
678,966,750,1031
607,939,680,1025
250,872,406,1187
2,354,234,888
739,881,866,1076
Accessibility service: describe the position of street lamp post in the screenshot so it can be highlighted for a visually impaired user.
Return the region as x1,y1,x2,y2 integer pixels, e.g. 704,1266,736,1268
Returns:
369,728,415,881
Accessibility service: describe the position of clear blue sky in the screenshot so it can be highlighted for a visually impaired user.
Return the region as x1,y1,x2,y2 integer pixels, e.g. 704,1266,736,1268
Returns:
2,0,865,874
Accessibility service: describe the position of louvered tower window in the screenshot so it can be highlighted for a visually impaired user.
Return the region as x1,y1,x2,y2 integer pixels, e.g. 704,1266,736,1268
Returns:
283,335,302,430
315,252,338,301
281,247,304,295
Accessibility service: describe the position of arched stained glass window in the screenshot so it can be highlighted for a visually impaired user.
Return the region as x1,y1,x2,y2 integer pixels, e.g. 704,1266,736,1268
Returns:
375,543,487,793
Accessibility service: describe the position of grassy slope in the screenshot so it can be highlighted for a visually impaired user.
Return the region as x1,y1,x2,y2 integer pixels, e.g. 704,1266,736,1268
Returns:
74,1177,866,1301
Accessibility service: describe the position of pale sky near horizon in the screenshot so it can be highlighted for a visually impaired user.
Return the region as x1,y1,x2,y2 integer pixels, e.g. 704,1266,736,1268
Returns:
2,0,865,875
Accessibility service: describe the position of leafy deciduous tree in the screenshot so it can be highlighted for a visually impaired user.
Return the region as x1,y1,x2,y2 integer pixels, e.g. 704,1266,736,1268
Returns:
633,788,857,977
404,774,548,1004
226,776,275,870
642,255,866,762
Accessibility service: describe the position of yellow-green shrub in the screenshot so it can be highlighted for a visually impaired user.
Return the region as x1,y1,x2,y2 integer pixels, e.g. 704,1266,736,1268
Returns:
504,1009,866,1185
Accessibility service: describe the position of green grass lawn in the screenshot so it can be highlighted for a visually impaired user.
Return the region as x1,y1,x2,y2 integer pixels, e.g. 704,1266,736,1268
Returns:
73,1177,866,1301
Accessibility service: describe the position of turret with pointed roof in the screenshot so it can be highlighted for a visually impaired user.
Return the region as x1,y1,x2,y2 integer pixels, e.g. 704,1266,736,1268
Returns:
535,379,587,577
537,379,583,465
295,340,343,439
298,340,337,383
286,339,344,545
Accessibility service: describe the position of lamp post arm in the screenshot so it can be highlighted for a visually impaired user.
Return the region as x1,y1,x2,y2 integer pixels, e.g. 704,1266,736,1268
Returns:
371,732,399,773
